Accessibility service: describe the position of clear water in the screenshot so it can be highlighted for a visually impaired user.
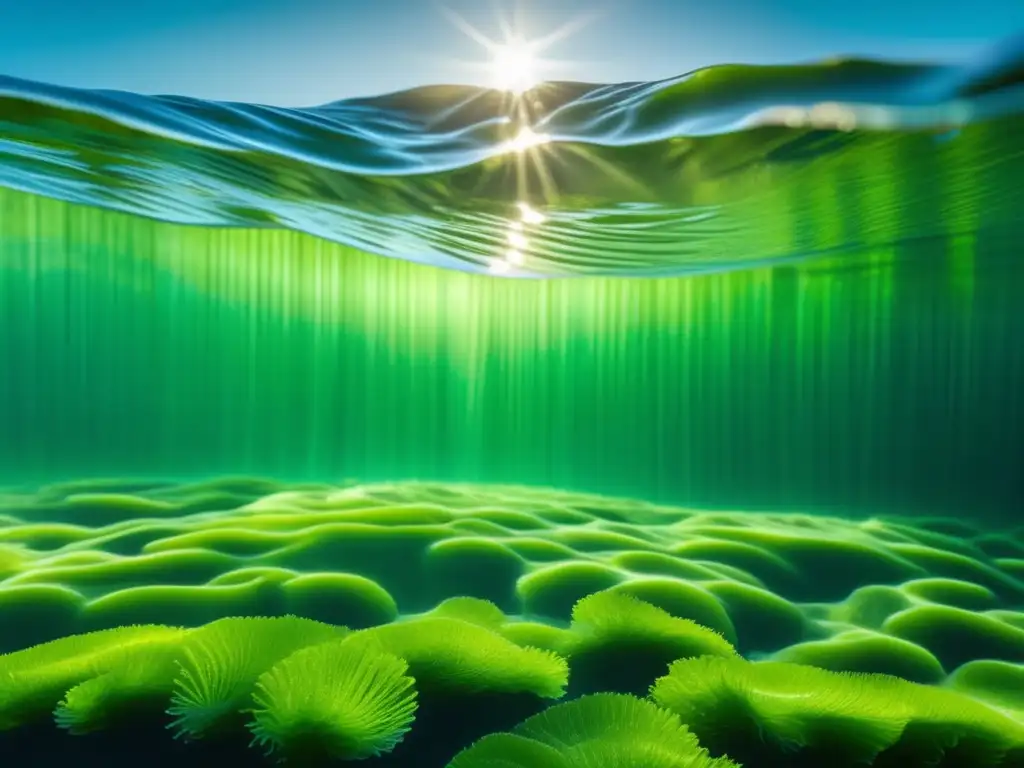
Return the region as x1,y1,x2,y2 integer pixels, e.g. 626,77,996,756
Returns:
1,36,1023,768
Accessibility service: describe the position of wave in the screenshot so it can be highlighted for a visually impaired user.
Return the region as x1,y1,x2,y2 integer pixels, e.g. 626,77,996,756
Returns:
1,34,1023,277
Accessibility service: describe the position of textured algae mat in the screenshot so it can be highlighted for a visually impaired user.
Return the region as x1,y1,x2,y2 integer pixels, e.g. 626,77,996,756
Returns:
2,477,1024,767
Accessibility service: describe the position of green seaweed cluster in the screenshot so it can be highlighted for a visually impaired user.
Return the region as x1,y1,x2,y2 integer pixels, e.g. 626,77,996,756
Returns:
2,477,1024,765
1,593,1023,766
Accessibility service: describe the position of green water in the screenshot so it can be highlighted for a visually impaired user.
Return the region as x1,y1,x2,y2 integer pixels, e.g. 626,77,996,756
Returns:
1,185,1020,519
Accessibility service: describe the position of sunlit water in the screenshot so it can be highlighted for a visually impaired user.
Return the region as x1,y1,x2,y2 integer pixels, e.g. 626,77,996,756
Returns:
1,35,1022,277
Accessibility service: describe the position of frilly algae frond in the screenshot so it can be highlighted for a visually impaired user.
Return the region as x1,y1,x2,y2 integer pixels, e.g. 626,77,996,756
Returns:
448,693,739,768
342,616,569,699
650,655,1024,767
0,624,187,730
563,591,736,695
248,639,418,761
167,616,344,740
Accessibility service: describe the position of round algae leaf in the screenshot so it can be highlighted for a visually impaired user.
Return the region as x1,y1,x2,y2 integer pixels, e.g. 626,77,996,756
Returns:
281,573,398,628
469,508,552,531
946,660,1024,712
883,605,1024,669
702,579,806,653
0,544,27,579
500,621,574,655
608,578,737,642
0,584,86,653
427,597,507,630
81,581,285,631
208,566,297,587
773,630,946,684
143,528,290,558
888,543,1024,600
504,538,579,563
273,524,445,606
672,538,800,591
7,549,239,591
611,550,723,580
424,538,525,612
517,562,624,621
548,527,659,554
345,616,568,699
900,578,998,611
249,640,417,761
832,584,913,630
565,591,736,696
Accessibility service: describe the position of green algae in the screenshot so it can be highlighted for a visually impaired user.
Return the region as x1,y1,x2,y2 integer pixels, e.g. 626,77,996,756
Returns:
2,478,1024,766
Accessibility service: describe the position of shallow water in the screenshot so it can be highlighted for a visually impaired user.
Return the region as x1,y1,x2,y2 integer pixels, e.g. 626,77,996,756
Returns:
1,38,1023,768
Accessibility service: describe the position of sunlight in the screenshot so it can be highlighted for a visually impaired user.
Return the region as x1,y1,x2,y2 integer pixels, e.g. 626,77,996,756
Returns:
504,126,551,153
439,4,599,96
490,37,540,94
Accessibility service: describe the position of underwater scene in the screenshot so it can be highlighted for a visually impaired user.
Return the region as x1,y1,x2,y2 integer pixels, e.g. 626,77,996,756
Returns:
1,10,1024,768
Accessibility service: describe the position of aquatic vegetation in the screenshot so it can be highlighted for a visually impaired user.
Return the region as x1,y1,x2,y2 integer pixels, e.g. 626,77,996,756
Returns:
448,693,739,768
2,478,1024,680
166,616,343,740
650,655,1024,767
1,478,1023,765
562,591,736,695
772,629,946,684
342,616,569,699
0,624,187,729
248,640,418,761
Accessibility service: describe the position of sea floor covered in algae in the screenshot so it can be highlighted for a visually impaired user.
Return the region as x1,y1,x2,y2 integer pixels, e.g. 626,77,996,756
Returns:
2,477,1024,767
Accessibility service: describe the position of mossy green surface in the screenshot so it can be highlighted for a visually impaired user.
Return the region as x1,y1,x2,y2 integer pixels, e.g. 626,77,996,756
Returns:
3,477,1024,766
651,655,1024,766
448,693,739,768
772,629,946,684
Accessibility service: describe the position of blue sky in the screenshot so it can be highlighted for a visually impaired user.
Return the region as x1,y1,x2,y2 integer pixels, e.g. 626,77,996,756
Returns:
0,0,1021,105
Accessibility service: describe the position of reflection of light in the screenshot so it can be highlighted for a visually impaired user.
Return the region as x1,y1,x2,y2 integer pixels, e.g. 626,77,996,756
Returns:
507,230,528,249
490,258,513,274
517,202,546,225
491,38,540,94
506,249,525,266
505,126,551,153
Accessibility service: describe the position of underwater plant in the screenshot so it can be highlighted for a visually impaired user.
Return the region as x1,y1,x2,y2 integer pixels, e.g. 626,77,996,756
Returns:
562,591,737,695
447,692,739,767
248,638,418,761
650,655,1024,767
166,615,344,740
342,616,569,699
0,624,186,730
53,642,183,734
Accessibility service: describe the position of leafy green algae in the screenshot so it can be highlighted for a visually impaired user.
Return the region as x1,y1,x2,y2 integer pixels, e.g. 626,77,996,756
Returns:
2,477,1024,766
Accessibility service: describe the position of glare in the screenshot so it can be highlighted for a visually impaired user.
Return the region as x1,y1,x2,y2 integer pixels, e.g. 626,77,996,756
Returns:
505,126,550,153
506,248,525,266
507,230,528,249
491,37,541,94
440,5,599,96
490,258,513,274
517,201,546,224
